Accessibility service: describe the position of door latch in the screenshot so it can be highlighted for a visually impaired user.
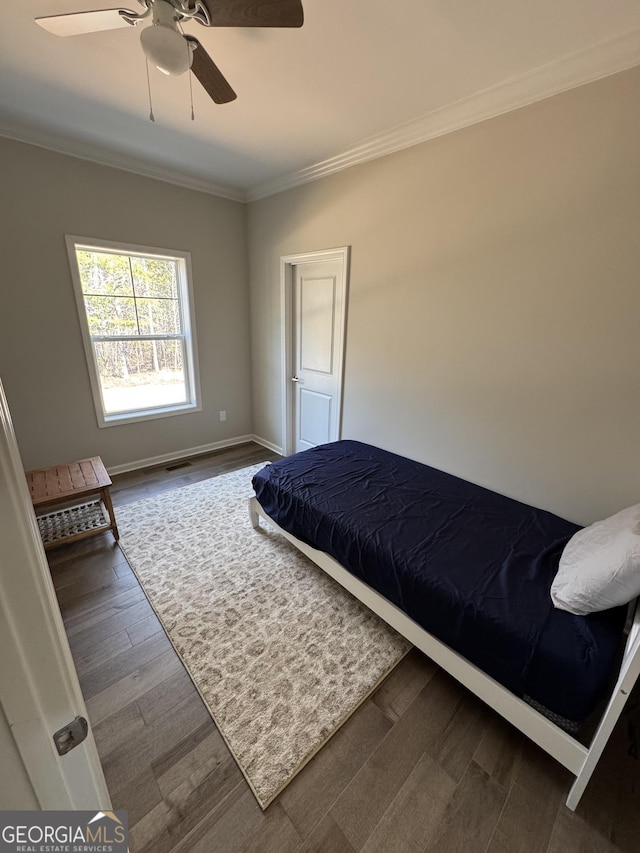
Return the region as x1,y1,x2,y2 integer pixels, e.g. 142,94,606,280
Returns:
53,716,88,756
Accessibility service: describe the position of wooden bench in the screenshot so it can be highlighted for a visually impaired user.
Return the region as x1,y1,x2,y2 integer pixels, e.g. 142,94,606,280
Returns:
26,456,119,550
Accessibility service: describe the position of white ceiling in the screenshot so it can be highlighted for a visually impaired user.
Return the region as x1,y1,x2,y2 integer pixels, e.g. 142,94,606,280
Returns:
3,1,640,201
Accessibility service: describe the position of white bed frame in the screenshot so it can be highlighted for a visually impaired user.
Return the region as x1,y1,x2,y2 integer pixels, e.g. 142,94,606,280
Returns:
249,495,640,810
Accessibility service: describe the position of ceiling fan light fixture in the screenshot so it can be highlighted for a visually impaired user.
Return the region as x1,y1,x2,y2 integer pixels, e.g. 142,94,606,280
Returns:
140,22,192,75
34,0,304,105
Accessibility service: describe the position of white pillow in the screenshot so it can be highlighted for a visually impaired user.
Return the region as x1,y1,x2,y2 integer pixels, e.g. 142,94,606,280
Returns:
551,503,640,615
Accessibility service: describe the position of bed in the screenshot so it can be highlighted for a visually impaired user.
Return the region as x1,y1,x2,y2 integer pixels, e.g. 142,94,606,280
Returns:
249,439,640,810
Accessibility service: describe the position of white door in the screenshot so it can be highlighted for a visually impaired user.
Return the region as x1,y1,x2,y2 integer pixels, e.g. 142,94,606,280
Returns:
282,248,349,455
0,378,111,810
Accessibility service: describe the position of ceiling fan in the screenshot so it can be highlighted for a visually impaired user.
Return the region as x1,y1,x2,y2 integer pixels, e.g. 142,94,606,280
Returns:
35,0,304,104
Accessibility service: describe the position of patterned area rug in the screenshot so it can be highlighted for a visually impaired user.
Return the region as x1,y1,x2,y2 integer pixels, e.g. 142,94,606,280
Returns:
116,464,410,808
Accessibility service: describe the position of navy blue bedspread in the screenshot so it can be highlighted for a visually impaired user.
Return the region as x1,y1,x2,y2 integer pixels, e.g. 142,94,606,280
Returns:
253,440,626,722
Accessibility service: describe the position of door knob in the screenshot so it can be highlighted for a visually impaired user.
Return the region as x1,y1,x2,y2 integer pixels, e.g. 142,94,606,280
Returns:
291,376,302,382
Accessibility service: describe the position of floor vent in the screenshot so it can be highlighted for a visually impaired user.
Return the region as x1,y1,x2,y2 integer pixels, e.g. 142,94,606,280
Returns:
166,461,192,472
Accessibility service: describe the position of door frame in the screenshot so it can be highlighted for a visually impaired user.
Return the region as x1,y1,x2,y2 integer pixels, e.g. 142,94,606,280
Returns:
0,379,111,809
280,247,350,457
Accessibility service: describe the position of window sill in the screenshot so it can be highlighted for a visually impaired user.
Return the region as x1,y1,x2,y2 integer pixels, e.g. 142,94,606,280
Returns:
97,401,202,428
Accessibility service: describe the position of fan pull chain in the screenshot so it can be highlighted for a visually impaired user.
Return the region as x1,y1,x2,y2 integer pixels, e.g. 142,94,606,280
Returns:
145,57,155,122
182,26,195,122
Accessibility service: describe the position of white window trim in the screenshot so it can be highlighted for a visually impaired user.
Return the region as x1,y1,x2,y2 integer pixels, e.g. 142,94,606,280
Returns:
65,235,202,428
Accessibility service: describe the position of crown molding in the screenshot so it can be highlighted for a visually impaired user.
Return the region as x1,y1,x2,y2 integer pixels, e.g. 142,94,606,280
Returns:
247,28,640,202
0,118,246,203
3,26,640,205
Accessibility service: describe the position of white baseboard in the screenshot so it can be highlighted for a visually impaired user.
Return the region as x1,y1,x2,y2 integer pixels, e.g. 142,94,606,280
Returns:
107,434,257,476
251,434,284,456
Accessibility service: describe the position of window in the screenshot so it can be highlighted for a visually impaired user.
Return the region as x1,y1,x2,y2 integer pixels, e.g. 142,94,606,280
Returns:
66,236,201,427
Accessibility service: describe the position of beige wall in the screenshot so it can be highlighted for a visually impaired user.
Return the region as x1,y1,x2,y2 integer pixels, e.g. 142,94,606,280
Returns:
3,68,640,521
248,66,640,525
0,138,252,470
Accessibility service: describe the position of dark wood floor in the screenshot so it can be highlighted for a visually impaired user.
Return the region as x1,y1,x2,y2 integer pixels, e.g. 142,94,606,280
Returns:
47,442,640,852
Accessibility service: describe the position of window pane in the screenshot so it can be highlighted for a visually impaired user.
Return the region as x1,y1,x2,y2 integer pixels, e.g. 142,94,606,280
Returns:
130,257,178,299
94,339,187,414
76,251,134,296
136,298,181,335
83,295,138,336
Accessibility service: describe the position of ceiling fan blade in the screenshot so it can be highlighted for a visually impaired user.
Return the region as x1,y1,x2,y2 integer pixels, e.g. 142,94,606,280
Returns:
199,0,303,28
185,37,237,104
35,9,136,37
